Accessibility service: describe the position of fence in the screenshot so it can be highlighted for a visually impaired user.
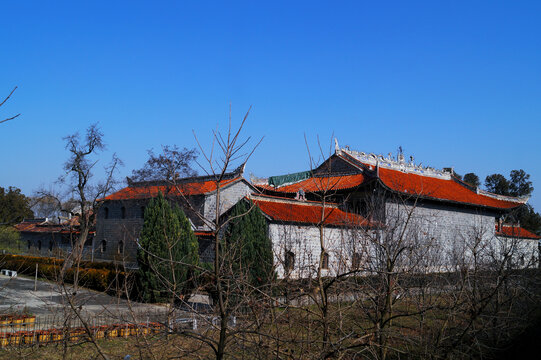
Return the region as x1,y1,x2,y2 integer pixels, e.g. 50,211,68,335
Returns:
0,309,171,334
0,307,228,348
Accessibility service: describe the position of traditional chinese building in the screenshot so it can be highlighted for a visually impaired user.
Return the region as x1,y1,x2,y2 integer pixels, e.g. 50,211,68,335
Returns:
254,142,539,273
14,217,92,256
16,142,539,277
93,166,255,265
247,193,379,278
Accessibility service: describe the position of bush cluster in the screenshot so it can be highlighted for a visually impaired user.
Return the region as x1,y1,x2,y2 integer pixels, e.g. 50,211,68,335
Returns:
0,254,130,293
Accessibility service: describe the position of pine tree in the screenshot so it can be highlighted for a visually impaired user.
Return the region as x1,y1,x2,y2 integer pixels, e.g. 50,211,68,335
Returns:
227,200,274,289
136,192,199,303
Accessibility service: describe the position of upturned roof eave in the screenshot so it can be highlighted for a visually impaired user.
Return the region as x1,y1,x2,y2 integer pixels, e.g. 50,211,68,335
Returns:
375,178,523,212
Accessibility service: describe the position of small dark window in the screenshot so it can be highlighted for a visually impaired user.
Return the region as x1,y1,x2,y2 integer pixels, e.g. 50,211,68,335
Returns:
140,206,145,219
37,240,42,251
322,252,329,270
49,241,53,251
27,241,31,250
359,201,368,216
352,252,362,270
121,207,126,219
100,240,107,253
118,240,124,254
104,207,109,219
285,250,295,272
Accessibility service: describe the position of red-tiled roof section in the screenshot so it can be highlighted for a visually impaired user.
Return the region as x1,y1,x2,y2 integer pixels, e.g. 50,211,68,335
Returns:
377,167,521,209
194,231,213,237
104,177,241,201
256,174,366,194
14,222,63,233
251,195,376,227
14,221,91,235
496,225,540,240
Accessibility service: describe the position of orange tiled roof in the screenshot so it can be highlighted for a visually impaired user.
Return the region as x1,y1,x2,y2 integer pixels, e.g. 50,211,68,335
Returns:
14,219,63,233
194,231,213,237
104,177,241,201
496,225,540,239
251,195,376,227
14,221,91,235
256,173,366,194
376,167,522,209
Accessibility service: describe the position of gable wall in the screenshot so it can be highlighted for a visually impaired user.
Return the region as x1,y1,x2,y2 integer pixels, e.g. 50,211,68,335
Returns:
268,223,371,278
313,155,361,176
202,181,253,230
94,199,145,265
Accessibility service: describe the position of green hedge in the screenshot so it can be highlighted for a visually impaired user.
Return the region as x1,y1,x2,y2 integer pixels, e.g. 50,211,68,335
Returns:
0,254,132,293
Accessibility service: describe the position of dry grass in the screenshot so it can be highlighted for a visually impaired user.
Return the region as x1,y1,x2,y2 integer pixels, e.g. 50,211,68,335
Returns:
0,334,213,360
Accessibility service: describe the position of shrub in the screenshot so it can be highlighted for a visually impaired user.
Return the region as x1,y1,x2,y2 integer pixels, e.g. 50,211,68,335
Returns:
0,254,131,294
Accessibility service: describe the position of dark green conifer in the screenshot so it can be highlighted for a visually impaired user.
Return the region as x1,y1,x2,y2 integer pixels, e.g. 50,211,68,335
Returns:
227,199,274,288
136,192,199,303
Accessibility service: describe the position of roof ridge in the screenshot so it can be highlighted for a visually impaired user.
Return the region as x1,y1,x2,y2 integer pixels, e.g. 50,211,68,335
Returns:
126,168,244,187
248,193,339,207
477,188,529,204
339,147,454,179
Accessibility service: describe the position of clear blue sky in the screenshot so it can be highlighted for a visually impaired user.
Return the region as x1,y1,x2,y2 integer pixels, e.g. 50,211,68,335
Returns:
1,1,540,210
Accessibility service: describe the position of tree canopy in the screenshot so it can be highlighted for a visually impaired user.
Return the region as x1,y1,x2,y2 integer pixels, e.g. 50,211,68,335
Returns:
485,174,510,196
131,145,198,182
509,169,533,197
0,186,33,224
463,173,480,187
484,169,533,197
137,191,199,303
484,169,539,235
0,226,23,254
226,199,274,289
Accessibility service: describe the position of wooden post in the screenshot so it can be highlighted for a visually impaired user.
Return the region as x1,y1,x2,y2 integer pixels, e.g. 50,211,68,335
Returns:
34,263,38,291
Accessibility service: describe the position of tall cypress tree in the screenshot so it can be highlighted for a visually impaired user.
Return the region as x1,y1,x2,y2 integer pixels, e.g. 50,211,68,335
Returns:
227,200,274,289
137,192,199,303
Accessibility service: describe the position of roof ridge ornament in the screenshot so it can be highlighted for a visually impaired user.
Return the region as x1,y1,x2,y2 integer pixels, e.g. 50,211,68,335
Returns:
341,147,452,179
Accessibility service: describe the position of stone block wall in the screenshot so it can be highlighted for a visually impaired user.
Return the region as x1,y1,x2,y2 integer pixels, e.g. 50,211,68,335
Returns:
269,223,371,279
495,236,539,268
203,181,252,229
385,199,498,270
94,199,145,265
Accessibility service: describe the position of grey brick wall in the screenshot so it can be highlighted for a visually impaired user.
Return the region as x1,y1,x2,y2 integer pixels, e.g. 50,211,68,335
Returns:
93,182,251,265
94,199,145,264
203,181,252,230
385,199,498,269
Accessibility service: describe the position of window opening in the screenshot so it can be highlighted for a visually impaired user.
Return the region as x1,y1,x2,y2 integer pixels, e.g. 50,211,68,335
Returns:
285,250,295,272
118,240,124,254
322,252,329,270
352,252,361,269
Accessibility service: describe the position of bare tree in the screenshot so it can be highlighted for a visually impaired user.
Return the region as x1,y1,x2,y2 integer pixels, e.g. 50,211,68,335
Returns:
29,124,122,360
0,86,20,124
118,106,266,360
52,123,122,270
191,106,263,360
